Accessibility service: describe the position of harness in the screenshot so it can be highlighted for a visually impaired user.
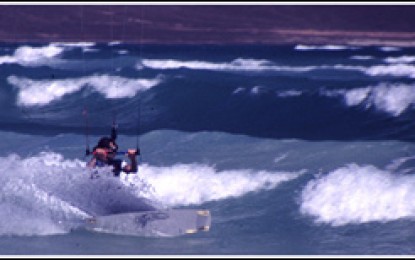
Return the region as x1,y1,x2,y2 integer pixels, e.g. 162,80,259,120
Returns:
92,148,123,177
95,159,107,167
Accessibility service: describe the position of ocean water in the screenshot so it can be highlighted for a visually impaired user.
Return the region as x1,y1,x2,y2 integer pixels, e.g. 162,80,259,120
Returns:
1,42,415,255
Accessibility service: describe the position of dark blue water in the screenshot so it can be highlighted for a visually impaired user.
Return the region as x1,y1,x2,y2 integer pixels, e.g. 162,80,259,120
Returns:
1,42,415,255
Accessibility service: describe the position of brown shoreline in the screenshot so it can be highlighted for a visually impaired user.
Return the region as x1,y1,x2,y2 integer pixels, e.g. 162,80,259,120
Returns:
1,5,415,46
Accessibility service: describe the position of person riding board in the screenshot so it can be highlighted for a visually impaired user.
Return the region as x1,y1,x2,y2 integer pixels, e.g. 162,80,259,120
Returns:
87,124,139,176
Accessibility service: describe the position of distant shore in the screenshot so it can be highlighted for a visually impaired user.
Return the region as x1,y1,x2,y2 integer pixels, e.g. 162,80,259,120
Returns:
1,5,415,47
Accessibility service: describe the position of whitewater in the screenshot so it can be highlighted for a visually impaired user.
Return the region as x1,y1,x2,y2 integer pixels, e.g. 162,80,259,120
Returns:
0,42,415,255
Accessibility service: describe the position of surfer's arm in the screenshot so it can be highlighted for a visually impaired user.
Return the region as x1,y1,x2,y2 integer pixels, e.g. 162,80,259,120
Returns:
110,123,119,151
122,149,138,173
87,148,108,168
111,123,117,141
87,157,97,168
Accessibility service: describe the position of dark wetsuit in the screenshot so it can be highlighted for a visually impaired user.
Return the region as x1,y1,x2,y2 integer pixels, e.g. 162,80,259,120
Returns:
107,157,123,176
94,156,123,176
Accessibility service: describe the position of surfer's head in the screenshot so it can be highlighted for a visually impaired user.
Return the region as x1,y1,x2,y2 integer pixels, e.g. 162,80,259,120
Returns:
97,137,112,149
95,137,118,154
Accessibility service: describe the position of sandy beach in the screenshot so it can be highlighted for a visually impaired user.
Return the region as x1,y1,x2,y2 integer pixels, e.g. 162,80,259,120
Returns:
1,4,415,46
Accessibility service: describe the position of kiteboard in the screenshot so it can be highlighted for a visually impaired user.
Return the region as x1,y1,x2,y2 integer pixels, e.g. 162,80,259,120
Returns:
85,209,211,237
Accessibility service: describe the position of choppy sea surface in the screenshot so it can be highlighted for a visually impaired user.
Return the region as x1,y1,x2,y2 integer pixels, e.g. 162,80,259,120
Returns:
1,42,415,255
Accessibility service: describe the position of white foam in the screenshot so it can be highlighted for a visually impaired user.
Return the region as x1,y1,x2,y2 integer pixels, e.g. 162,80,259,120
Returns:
0,153,90,236
250,86,265,95
142,55,415,81
108,41,122,46
137,163,304,207
118,50,129,55
0,152,165,236
144,57,415,81
8,74,163,107
140,58,316,72
0,42,99,68
0,44,65,67
379,46,401,52
142,58,270,71
0,43,97,68
384,55,415,64
51,42,96,53
350,55,374,60
2,178,88,220
274,154,289,164
322,83,415,116
49,42,98,53
342,88,372,106
140,58,368,77
232,87,246,95
85,74,162,99
52,42,95,48
385,156,415,172
0,55,17,64
294,44,358,51
368,84,415,115
0,151,303,235
300,163,415,226
9,76,83,107
366,64,415,78
0,203,65,236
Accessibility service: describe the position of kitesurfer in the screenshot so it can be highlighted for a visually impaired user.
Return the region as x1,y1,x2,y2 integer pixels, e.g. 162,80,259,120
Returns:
87,124,139,176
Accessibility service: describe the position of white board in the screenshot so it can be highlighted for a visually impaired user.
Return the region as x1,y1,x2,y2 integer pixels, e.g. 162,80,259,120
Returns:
85,209,211,237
